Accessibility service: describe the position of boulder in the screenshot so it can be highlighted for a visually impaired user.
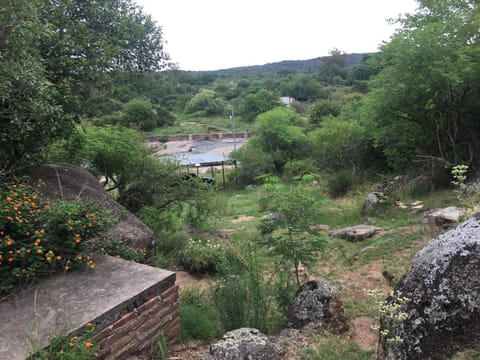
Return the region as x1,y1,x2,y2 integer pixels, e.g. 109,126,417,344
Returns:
363,192,386,213
204,328,279,360
259,213,286,234
379,215,480,359
330,224,381,242
23,163,153,249
286,279,349,333
422,206,464,227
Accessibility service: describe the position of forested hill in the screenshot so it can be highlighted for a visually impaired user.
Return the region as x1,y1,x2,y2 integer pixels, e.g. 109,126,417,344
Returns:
189,53,369,77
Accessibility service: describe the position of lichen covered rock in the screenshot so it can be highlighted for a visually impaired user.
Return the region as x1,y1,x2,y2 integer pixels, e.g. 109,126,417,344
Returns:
286,279,349,332
379,215,480,359
205,328,279,360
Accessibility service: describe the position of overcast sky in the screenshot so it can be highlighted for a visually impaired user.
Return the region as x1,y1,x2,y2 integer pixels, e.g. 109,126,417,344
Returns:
135,0,419,71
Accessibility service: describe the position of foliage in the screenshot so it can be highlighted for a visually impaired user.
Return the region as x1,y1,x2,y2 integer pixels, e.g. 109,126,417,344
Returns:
362,0,480,172
237,89,280,122
0,180,112,294
212,245,285,334
309,116,371,173
121,98,157,131
151,332,167,360
179,286,219,342
281,73,327,102
258,184,325,287
0,0,169,174
230,140,276,186
254,107,309,173
367,289,409,347
74,126,147,194
179,238,225,274
326,171,354,198
298,334,373,360
184,89,225,115
309,100,341,125
0,0,67,173
31,322,98,360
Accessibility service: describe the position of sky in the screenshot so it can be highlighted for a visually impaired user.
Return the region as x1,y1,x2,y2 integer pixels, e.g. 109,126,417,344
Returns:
135,0,419,71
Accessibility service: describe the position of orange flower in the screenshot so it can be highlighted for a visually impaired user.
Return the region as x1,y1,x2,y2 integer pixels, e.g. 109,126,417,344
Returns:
86,322,94,328
75,239,81,244
84,341,94,348
36,249,43,254
56,256,62,261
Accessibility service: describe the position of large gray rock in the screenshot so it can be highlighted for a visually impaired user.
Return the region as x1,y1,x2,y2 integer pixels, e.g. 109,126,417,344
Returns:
379,215,480,360
363,191,386,213
286,279,349,333
205,328,279,360
23,163,154,249
330,224,381,242
422,206,464,227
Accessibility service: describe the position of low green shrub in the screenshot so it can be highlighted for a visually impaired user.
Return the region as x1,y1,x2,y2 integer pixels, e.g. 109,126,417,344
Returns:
31,323,98,359
178,238,225,274
179,286,219,342
327,171,353,198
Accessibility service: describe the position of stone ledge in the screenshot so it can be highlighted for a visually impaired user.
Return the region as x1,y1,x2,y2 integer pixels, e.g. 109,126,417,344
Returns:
0,256,175,360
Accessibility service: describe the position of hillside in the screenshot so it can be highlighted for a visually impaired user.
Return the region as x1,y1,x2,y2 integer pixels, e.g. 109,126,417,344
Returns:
187,53,370,77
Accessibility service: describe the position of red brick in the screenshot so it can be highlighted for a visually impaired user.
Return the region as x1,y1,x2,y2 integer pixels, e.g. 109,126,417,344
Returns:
136,295,161,313
160,284,179,300
109,334,136,355
92,325,112,342
99,327,129,349
110,310,138,331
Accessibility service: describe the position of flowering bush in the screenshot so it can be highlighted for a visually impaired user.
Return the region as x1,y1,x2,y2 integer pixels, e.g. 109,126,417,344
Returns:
32,322,98,359
179,238,224,274
0,180,113,294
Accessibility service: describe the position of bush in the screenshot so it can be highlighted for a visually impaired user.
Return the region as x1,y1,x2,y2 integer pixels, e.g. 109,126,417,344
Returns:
179,286,218,342
212,248,285,334
327,171,353,198
178,238,225,274
0,180,113,294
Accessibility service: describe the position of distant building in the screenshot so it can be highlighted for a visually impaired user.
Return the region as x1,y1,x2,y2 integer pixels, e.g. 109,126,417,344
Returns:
280,96,295,107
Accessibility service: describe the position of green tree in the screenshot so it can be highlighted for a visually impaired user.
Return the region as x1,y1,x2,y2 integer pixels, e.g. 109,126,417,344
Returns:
122,98,157,131
362,0,480,171
281,73,327,102
237,89,280,122
309,100,341,125
319,48,348,84
258,184,324,287
0,0,66,173
254,107,309,173
184,89,225,115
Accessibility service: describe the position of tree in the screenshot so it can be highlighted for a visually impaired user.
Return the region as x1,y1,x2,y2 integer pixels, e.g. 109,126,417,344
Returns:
237,89,280,122
0,0,67,173
362,0,480,171
258,184,324,287
38,0,170,117
319,48,348,83
281,73,327,102
184,89,225,115
309,100,341,125
0,0,170,173
122,98,157,131
254,107,309,173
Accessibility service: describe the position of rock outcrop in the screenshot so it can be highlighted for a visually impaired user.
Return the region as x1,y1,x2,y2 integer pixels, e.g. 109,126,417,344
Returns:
422,206,464,227
23,163,153,249
204,328,280,360
379,215,480,359
286,279,349,333
330,224,381,242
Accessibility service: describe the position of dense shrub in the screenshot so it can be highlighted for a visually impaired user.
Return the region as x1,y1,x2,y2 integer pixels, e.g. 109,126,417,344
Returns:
178,238,225,274
179,286,219,342
327,171,354,198
0,180,113,294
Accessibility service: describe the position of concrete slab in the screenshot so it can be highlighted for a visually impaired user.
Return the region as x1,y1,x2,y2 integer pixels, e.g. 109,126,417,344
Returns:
0,256,175,360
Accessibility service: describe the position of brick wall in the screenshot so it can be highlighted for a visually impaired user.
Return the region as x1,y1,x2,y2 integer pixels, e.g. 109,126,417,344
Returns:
92,284,180,360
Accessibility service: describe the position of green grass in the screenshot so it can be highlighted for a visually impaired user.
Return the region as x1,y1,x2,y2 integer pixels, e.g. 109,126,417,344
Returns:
298,334,374,360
